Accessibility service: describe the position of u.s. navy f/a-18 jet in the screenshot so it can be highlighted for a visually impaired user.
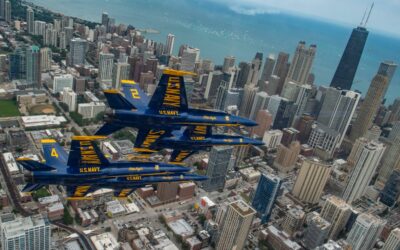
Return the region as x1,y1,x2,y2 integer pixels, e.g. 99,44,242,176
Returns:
17,136,206,199
95,69,258,136
132,125,264,163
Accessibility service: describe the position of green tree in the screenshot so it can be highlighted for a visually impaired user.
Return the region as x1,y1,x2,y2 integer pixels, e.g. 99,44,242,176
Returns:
63,207,74,225
59,102,69,112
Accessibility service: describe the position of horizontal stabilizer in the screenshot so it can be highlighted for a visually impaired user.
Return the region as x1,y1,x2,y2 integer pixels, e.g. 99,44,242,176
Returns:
104,89,135,110
95,123,123,136
16,158,56,171
22,183,45,192
41,139,68,167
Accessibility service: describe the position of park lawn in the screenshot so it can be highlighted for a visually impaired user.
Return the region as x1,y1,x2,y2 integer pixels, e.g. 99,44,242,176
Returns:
0,100,20,117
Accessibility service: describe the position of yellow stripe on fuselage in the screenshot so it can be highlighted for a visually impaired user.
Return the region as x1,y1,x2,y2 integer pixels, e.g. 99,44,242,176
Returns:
163,69,197,76
71,136,107,141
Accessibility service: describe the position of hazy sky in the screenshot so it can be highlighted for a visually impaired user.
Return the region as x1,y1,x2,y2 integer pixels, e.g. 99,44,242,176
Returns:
208,0,400,37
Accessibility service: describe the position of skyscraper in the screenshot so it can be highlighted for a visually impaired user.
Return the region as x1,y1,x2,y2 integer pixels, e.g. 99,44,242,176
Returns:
26,45,41,88
181,47,199,72
1,214,51,250
101,12,109,26
330,26,369,90
157,182,178,203
98,52,115,86
68,38,88,66
9,47,26,80
216,200,255,250
267,95,295,129
249,91,269,120
303,212,331,249
40,47,52,72
273,141,301,171
376,122,400,188
382,228,400,250
246,52,263,85
26,7,34,34
292,158,331,204
379,169,400,207
350,72,389,141
346,213,386,250
164,33,175,55
62,87,77,112
0,0,4,19
377,60,397,96
112,62,130,89
222,56,235,73
239,83,258,118
286,41,316,85
202,146,233,192
281,207,305,236
342,139,385,203
251,172,281,223
4,0,10,23
272,52,290,94
317,87,360,145
259,54,275,89
320,196,352,239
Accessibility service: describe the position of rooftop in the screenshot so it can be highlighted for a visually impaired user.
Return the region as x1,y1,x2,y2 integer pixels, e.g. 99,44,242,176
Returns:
230,200,256,217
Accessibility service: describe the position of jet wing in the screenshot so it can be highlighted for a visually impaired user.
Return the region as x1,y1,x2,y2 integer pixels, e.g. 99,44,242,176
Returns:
95,123,123,136
114,188,138,198
148,70,195,114
169,150,197,164
133,128,169,154
66,185,95,198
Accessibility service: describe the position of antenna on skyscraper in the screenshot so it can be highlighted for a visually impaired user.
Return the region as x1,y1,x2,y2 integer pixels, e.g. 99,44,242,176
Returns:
360,7,368,26
364,2,374,27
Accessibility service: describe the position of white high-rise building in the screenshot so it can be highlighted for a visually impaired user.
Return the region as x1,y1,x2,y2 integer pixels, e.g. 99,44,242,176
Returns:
262,130,283,150
216,200,255,250
112,62,130,89
52,74,73,94
181,47,199,72
164,33,175,55
78,102,106,119
34,20,46,36
342,139,385,203
62,87,77,112
320,195,352,239
249,91,270,120
292,158,331,204
1,214,51,250
98,52,115,86
69,38,88,66
223,56,236,73
346,213,386,250
40,48,52,72
382,228,400,250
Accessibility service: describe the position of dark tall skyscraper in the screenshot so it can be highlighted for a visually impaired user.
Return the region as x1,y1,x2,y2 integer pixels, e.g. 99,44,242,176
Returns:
251,172,281,223
380,169,400,207
26,45,41,88
330,26,369,90
9,47,26,80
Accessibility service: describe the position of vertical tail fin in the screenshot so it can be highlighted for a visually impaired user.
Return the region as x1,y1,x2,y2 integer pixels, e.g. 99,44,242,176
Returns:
148,70,195,113
183,125,212,139
67,136,109,168
121,80,149,108
41,139,68,166
169,150,197,164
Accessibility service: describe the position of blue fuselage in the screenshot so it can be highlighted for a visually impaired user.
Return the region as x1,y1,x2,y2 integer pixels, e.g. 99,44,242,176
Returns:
109,108,257,129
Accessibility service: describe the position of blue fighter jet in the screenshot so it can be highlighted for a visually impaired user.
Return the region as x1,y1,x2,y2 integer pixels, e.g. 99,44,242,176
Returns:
132,125,264,163
17,136,206,198
95,69,257,135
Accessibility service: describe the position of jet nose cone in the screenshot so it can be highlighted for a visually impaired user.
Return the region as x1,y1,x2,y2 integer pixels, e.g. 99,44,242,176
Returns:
245,138,264,146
